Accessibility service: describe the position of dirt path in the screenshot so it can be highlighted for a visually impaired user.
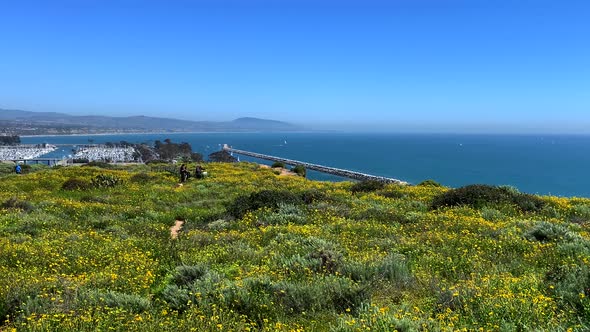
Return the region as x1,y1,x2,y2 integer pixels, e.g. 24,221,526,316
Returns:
170,220,184,239
259,164,297,176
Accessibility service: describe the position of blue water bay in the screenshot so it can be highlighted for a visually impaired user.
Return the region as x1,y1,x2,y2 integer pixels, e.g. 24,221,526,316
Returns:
22,132,590,197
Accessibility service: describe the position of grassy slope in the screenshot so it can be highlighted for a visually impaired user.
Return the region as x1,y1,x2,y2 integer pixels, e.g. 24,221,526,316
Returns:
0,162,589,331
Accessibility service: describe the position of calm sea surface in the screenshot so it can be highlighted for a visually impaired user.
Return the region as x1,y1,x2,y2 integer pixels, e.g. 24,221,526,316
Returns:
22,132,590,198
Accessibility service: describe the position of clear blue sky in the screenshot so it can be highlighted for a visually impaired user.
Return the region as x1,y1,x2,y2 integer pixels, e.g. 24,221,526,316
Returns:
1,0,589,133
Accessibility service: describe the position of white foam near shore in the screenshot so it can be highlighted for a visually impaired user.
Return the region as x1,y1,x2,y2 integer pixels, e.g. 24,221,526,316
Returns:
0,146,58,160
74,146,136,162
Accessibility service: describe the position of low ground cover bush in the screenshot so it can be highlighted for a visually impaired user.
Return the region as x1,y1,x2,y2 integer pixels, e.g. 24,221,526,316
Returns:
91,174,123,188
82,161,113,169
292,165,306,177
570,204,590,224
1,197,34,212
350,180,385,193
417,179,443,187
431,184,545,212
129,172,153,183
226,189,303,218
61,178,91,190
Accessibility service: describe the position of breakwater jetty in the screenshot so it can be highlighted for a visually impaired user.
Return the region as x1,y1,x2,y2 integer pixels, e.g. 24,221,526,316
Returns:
223,144,408,185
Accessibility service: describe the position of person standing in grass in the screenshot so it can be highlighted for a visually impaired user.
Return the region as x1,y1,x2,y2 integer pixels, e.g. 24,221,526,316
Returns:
15,164,22,174
195,164,205,179
179,164,189,182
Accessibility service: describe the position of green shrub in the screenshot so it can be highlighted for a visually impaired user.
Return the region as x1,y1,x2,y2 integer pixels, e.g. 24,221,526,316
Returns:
332,303,419,332
8,219,43,236
436,287,469,312
272,161,286,168
292,165,306,177
557,240,590,260
20,294,56,317
524,221,571,243
431,184,506,209
281,254,320,278
160,265,224,312
351,180,385,193
259,203,307,225
171,264,210,288
545,264,590,315
481,207,505,221
301,189,329,204
0,282,45,321
186,271,224,306
308,247,343,274
498,185,520,194
130,172,152,183
277,236,344,278
1,197,34,212
375,254,412,286
79,195,108,203
378,190,406,199
273,281,321,314
191,153,204,162
512,193,546,212
82,161,113,169
570,204,590,224
61,178,91,191
417,179,443,187
159,285,190,312
431,184,545,212
340,261,375,283
91,174,123,188
89,216,111,230
207,219,230,231
80,290,151,313
208,150,237,163
325,276,369,313
227,190,303,218
541,205,562,219
20,164,32,174
0,163,16,175
222,278,276,322
401,211,423,224
146,159,170,165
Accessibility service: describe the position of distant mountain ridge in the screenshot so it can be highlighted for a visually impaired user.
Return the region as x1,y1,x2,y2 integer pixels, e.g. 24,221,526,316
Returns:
0,109,302,134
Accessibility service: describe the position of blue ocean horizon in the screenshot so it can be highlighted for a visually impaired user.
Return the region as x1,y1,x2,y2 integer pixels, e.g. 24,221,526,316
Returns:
22,132,590,198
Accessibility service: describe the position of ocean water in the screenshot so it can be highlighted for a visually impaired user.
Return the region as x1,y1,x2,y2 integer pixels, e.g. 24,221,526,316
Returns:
22,132,590,198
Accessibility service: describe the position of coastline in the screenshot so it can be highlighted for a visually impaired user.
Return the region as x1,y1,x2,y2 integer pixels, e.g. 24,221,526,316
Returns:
18,133,590,197
19,130,317,138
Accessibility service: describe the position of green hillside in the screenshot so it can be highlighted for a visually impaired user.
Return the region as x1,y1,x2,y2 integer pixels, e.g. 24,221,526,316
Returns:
1,162,589,331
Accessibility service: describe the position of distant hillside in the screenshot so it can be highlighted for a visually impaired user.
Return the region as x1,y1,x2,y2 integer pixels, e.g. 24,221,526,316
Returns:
0,109,303,135
229,117,301,131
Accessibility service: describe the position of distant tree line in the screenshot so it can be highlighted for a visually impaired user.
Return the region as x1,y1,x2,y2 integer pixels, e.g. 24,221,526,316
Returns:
106,138,239,164
154,139,203,162
208,150,237,163
0,135,20,145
